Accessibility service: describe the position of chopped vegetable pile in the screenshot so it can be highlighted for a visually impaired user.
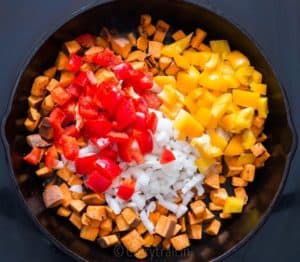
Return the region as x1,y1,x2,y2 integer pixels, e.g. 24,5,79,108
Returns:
23,14,270,259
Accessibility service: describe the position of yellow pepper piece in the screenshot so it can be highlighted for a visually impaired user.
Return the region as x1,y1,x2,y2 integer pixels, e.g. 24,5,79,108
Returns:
222,74,240,89
223,197,244,213
195,157,215,174
227,51,250,69
203,53,220,70
219,113,236,132
257,97,268,118
237,153,255,166
161,33,193,57
208,129,228,150
250,83,267,95
154,75,176,88
224,135,244,156
184,88,204,113
191,135,223,158
174,55,190,70
242,129,256,149
197,90,217,108
209,40,231,59
159,103,182,120
158,84,184,106
252,70,263,83
234,107,255,132
173,109,204,138
183,50,211,68
194,107,212,128
232,89,260,108
176,66,200,94
235,66,254,86
198,71,229,92
211,93,232,119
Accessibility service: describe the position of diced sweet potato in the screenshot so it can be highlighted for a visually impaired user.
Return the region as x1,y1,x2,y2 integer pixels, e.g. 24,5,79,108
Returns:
98,234,119,248
159,56,172,70
205,219,221,235
250,143,266,157
121,208,140,227
143,232,154,247
86,206,107,221
105,207,116,220
126,50,146,62
59,71,74,87
39,117,53,140
136,222,147,234
165,62,180,76
82,193,105,205
55,51,69,70
254,151,270,167
115,214,130,231
127,33,137,46
170,234,190,251
231,177,248,187
64,40,81,55
71,191,84,200
35,166,52,177
203,208,215,221
137,36,148,51
31,76,49,97
95,37,109,48
121,230,144,253
46,78,59,92
241,164,255,182
187,211,203,225
134,248,148,259
80,225,99,241
144,24,156,36
179,216,186,232
149,211,161,225
41,95,55,115
68,175,83,186
24,118,39,132
81,213,91,226
198,43,211,52
188,224,202,239
209,202,223,211
69,212,82,230
253,116,265,128
219,175,226,184
57,207,72,217
148,41,163,58
190,200,206,218
257,133,268,143
70,199,86,213
28,95,43,108
43,66,57,78
100,218,113,233
210,188,228,206
43,185,63,208
111,37,132,58
155,215,176,238
140,14,152,27
156,19,170,33
152,235,162,247
234,187,248,204
28,107,41,121
156,203,169,215
172,30,186,41
59,183,72,208
153,30,167,42
226,165,243,177
204,172,220,189
172,224,182,236
57,166,73,182
219,212,232,219
162,238,171,250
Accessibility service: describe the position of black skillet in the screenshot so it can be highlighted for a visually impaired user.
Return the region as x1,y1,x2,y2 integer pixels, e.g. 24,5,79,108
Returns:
1,0,297,261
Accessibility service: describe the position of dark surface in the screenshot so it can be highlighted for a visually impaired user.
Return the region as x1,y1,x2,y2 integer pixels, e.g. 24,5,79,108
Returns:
0,0,299,261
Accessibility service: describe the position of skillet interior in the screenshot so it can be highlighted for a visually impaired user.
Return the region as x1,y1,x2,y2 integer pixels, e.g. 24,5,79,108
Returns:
2,0,296,261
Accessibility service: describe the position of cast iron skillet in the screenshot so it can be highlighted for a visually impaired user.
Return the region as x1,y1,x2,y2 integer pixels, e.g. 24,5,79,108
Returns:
1,0,297,261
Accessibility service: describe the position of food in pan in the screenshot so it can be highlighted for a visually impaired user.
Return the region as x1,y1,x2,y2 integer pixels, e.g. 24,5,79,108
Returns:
23,14,270,258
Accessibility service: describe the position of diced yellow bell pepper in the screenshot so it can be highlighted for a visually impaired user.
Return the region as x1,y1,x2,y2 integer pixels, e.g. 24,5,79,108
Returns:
194,107,212,128
217,61,235,75
204,53,220,70
219,113,236,132
173,109,204,138
242,129,256,149
197,90,217,108
161,33,193,57
224,135,244,156
209,40,231,59
198,71,229,92
232,89,260,108
237,153,255,165
235,66,254,86
222,74,240,89
191,135,223,158
154,75,176,88
223,197,244,213
235,107,255,132
252,70,263,83
174,55,190,70
250,83,267,95
159,103,182,120
227,51,250,69
158,84,184,106
176,66,200,94
206,115,219,129
195,157,215,174
184,88,204,113
211,93,232,119
183,50,211,68
226,102,240,114
208,129,228,150
257,97,268,118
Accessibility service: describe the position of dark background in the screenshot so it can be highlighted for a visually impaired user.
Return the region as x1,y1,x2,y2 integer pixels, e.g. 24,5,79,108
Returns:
0,0,299,261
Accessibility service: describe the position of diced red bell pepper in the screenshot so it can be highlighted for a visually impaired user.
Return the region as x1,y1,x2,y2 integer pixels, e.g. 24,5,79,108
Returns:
99,147,118,161
78,96,99,119
147,112,158,133
106,131,129,143
67,54,82,72
76,33,96,48
112,62,133,80
96,157,122,179
142,91,162,109
63,125,79,138
117,179,136,201
115,98,136,130
23,147,44,165
75,154,97,174
86,170,112,194
132,112,148,130
61,100,76,126
92,48,121,67
45,146,58,168
67,83,81,98
60,135,79,160
91,137,111,150
118,138,144,164
132,129,153,154
84,119,112,138
133,97,148,114
129,70,153,92
73,71,89,87
160,148,176,164
49,108,66,128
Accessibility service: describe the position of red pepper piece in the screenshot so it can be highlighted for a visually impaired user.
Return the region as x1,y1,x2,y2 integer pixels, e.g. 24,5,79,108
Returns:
84,119,112,138
132,129,153,154
115,98,136,130
75,33,96,48
117,179,136,201
133,97,148,114
96,157,122,179
92,48,121,67
78,96,99,119
132,112,148,130
118,138,144,164
160,148,176,164
75,154,97,174
106,131,129,143
112,62,133,80
73,71,89,87
61,135,79,160
45,146,58,168
86,170,112,194
147,112,158,133
67,83,81,98
142,91,162,109
63,125,79,138
90,137,111,150
99,147,118,161
67,54,82,72
23,147,44,165
49,108,66,126
129,70,153,92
